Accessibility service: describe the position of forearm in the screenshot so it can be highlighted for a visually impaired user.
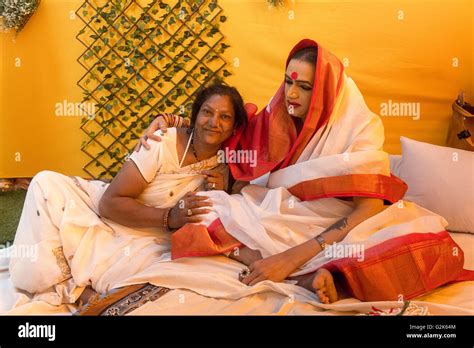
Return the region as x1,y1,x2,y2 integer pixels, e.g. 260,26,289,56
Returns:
231,180,250,194
99,196,166,228
283,202,385,269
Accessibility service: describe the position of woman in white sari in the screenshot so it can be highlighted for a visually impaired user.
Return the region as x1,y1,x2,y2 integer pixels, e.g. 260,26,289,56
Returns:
8,83,248,306
139,39,473,304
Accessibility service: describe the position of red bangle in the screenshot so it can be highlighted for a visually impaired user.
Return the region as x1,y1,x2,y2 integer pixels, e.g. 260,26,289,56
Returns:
174,115,181,128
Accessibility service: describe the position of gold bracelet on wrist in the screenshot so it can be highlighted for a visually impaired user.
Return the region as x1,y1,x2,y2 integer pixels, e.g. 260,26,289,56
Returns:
163,208,172,231
315,234,327,251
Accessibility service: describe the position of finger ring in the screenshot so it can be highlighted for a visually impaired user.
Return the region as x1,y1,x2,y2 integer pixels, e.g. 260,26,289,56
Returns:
238,267,250,280
187,209,193,216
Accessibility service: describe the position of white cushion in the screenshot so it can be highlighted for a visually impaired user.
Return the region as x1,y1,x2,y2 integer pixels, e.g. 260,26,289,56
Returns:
389,155,402,177
399,137,474,233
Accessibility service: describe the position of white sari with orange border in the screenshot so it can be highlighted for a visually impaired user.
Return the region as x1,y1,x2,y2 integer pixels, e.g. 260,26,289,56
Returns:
171,39,474,301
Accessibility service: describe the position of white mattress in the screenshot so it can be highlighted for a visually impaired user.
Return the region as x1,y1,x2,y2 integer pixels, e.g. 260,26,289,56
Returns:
1,231,472,315
1,154,471,315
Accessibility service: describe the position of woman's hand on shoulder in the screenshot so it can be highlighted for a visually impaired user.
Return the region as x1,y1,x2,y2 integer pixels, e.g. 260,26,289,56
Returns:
134,115,169,152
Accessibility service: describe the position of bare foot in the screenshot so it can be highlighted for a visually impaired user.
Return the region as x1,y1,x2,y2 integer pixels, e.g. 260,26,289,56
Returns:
228,246,262,266
311,268,338,304
290,268,338,304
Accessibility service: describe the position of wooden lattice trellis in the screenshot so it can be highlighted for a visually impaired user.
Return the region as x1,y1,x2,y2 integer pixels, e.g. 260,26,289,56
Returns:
76,0,231,179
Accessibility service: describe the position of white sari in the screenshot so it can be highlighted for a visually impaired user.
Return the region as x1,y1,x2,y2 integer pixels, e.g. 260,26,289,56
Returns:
5,38,472,311
7,128,224,306
168,75,471,301
171,76,447,264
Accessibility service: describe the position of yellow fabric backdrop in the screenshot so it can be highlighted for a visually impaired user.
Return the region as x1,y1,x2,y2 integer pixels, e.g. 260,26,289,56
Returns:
1,0,472,178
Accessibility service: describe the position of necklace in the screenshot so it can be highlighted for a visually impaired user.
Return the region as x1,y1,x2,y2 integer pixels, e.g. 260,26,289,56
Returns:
190,131,200,162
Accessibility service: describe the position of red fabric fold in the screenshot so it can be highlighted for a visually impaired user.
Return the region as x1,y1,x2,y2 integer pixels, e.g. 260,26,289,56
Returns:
171,218,242,260
288,173,408,204
323,231,474,301
227,39,344,181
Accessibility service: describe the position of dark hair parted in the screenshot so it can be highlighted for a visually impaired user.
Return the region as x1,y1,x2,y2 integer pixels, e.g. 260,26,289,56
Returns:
291,46,318,66
189,83,247,131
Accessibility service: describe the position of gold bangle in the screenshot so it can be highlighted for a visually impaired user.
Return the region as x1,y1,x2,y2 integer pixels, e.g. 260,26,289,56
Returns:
163,208,172,231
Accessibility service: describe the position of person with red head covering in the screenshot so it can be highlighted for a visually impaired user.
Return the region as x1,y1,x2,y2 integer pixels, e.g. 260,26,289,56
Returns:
137,39,472,304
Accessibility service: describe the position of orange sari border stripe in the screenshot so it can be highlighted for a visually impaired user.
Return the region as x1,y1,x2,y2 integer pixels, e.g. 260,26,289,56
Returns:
171,219,242,260
288,173,408,203
208,218,243,250
324,231,474,302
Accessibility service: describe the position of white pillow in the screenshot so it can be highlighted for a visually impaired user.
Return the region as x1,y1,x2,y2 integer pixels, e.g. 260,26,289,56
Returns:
399,137,474,233
389,155,402,177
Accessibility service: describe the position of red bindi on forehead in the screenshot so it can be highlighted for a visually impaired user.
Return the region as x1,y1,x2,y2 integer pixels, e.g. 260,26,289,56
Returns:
290,71,298,80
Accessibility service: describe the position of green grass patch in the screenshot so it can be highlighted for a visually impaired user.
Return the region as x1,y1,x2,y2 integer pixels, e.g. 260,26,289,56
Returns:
0,190,27,245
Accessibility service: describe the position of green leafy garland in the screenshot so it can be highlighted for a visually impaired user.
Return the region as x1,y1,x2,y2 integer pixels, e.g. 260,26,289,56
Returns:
0,0,40,33
76,0,231,179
